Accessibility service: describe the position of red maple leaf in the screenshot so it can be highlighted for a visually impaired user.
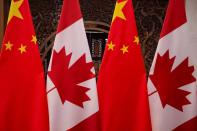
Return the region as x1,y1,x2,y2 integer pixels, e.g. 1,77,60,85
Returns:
48,47,94,108
150,50,196,111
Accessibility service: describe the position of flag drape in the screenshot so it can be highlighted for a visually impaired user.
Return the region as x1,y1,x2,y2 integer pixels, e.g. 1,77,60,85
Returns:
148,0,197,130
0,0,49,130
47,0,100,131
97,0,152,130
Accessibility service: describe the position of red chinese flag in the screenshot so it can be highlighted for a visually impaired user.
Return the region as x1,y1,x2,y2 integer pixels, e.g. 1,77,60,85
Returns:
97,0,152,130
0,0,49,130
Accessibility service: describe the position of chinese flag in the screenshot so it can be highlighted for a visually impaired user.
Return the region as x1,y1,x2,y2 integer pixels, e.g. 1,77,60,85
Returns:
97,0,152,131
148,0,197,130
0,0,49,130
47,0,100,131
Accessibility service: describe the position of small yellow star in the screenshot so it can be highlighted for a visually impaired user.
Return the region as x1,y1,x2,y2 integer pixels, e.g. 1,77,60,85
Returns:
133,36,140,45
31,35,37,45
7,0,24,24
120,44,129,54
4,41,13,51
107,41,115,51
112,0,127,22
18,44,27,54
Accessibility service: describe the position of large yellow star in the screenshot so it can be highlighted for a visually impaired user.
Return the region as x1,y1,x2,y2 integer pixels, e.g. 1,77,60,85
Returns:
107,41,115,51
18,44,27,54
7,0,24,24
112,0,127,22
31,35,37,45
120,44,129,54
4,41,13,51
133,36,140,45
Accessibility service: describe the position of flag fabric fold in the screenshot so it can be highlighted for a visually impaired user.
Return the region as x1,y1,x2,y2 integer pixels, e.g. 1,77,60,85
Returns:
97,0,152,130
148,0,197,130
47,0,100,131
0,0,49,130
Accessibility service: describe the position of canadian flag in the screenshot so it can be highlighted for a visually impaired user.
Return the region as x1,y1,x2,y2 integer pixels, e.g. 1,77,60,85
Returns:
46,0,100,131
148,0,197,130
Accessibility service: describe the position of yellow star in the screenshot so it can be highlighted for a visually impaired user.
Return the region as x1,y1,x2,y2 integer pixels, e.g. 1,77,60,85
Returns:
31,35,37,45
133,36,140,45
18,44,27,54
7,0,24,24
4,41,13,51
107,41,115,51
120,44,129,54
112,0,127,22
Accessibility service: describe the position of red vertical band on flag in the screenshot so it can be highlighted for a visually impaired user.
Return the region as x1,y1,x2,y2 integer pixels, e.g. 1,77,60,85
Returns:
57,0,82,33
160,0,186,38
174,116,197,131
67,112,101,131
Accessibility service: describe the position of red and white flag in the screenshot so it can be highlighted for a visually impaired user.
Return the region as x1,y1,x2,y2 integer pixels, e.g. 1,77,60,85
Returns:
47,0,100,131
148,0,197,130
